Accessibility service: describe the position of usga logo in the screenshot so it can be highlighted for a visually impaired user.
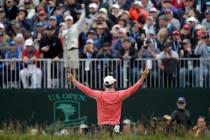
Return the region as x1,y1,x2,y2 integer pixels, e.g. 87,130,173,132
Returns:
49,93,87,127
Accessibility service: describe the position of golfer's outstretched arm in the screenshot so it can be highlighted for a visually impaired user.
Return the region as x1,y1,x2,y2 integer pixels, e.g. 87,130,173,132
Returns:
119,68,149,99
68,74,101,99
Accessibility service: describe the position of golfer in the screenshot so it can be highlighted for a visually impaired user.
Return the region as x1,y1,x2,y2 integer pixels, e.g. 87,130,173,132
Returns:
68,68,149,133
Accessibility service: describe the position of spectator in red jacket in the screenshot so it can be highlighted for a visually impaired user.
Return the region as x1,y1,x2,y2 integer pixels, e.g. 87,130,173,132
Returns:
129,1,148,23
20,38,42,88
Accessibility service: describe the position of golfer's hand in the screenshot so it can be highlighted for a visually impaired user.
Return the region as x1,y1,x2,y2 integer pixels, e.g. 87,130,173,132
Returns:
139,68,149,82
68,73,76,82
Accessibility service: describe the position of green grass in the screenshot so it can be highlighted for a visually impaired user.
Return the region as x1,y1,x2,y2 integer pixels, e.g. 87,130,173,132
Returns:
0,134,208,140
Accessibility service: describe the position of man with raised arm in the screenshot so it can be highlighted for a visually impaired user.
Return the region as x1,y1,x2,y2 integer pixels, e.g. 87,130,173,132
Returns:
68,68,149,133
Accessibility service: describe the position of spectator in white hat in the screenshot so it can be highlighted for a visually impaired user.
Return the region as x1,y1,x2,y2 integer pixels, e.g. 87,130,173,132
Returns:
149,7,158,21
61,4,86,70
87,3,98,21
122,119,133,135
20,38,42,88
79,124,89,135
109,4,121,23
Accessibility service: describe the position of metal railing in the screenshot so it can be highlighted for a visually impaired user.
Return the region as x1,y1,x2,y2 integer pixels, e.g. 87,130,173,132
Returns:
0,58,210,89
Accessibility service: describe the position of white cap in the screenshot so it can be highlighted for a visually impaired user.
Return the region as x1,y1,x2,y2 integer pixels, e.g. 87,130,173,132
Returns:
134,1,142,7
195,24,205,30
149,7,157,13
104,75,116,85
112,4,120,9
89,3,98,9
187,16,198,23
16,33,24,40
24,38,34,46
0,23,4,29
86,39,94,44
118,28,126,33
80,124,89,129
65,15,73,21
123,119,131,125
99,8,107,15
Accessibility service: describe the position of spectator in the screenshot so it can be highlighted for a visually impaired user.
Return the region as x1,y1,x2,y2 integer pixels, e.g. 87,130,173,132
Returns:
93,22,112,50
171,30,182,53
45,0,56,16
122,119,133,135
202,10,210,33
19,0,39,7
79,124,89,135
80,39,97,87
156,39,179,87
193,30,209,87
193,116,209,138
143,16,156,36
96,42,115,59
39,25,63,59
53,3,65,24
148,7,158,24
130,21,145,50
141,0,153,11
0,8,12,34
138,38,160,87
48,16,59,35
171,97,191,129
116,0,133,11
4,0,18,21
109,4,121,24
20,39,42,88
23,0,36,20
163,9,180,30
157,16,168,31
4,40,21,88
79,29,97,56
64,0,82,22
87,3,98,22
39,25,63,88
33,22,46,47
14,33,25,54
117,37,138,84
112,27,135,53
35,10,48,26
179,39,196,88
60,5,85,71
160,0,178,16
129,1,148,23
186,16,198,41
81,39,97,59
13,7,33,32
156,28,168,50
0,30,9,53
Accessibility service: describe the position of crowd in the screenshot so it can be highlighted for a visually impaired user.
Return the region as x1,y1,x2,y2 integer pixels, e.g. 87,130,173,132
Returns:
0,0,210,89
